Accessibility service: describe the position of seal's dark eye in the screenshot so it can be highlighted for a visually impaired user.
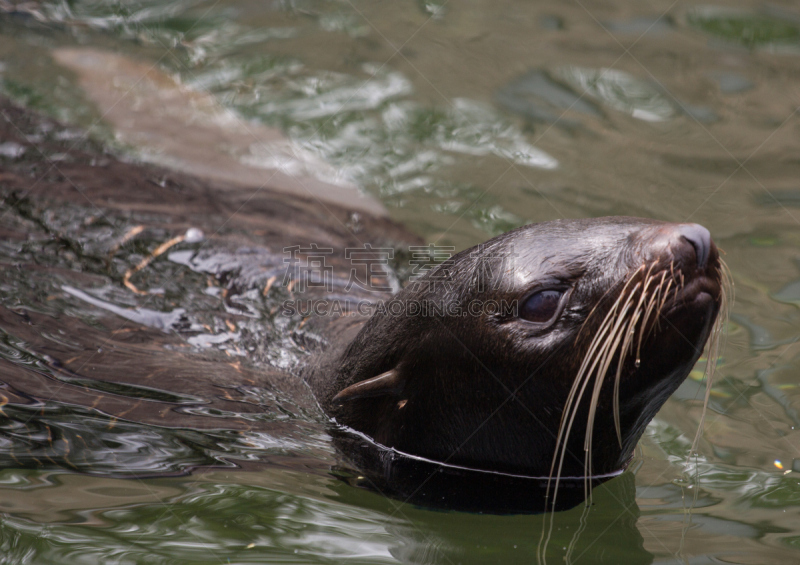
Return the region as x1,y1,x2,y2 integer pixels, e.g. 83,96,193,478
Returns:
520,290,563,323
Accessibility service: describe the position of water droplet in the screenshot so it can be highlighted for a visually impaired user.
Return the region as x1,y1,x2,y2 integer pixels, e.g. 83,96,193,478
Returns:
635,359,641,368
184,227,204,243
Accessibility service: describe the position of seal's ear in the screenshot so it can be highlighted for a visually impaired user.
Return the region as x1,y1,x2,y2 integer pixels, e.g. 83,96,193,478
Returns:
333,369,403,404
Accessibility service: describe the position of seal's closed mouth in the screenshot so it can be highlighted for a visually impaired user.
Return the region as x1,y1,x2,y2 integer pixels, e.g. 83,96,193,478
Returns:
664,272,723,316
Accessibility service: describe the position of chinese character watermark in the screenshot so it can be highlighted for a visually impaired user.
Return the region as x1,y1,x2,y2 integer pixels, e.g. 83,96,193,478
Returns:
344,244,394,293
282,244,334,292
408,244,455,292
469,244,517,292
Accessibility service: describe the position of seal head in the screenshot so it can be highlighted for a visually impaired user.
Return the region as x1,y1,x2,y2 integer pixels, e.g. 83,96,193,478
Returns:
309,217,723,508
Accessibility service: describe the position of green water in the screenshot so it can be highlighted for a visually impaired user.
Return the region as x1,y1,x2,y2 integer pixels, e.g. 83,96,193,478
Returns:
2,0,800,562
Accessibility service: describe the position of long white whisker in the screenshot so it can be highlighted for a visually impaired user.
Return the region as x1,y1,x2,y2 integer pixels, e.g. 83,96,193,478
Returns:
547,271,643,508
549,269,645,505
584,287,641,492
689,259,732,457
548,303,620,506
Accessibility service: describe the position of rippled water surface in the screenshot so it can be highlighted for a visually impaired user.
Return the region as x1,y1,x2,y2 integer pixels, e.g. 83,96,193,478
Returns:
2,0,800,563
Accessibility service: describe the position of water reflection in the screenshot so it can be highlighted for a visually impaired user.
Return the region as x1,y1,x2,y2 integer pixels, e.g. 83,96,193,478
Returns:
1,0,800,562
0,467,652,564
687,5,800,52
555,66,678,122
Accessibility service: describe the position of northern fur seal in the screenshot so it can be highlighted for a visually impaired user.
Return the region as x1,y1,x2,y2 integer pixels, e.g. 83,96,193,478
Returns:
0,95,725,513
306,217,726,512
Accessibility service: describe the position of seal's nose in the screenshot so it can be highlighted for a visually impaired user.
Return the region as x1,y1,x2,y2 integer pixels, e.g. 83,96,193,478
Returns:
676,223,711,271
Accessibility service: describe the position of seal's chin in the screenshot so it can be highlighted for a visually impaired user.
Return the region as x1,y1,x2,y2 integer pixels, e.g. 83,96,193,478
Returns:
631,270,722,402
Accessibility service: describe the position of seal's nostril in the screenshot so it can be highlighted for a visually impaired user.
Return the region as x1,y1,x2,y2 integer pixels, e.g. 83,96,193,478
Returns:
677,223,711,270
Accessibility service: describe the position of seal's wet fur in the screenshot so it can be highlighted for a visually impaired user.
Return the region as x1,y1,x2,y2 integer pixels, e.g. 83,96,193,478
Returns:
306,217,724,488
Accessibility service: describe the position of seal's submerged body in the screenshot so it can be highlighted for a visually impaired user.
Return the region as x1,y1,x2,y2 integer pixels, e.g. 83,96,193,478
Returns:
0,99,725,514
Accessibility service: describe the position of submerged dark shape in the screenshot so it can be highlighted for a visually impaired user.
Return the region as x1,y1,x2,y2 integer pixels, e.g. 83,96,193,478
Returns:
0,97,725,514
306,217,725,512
